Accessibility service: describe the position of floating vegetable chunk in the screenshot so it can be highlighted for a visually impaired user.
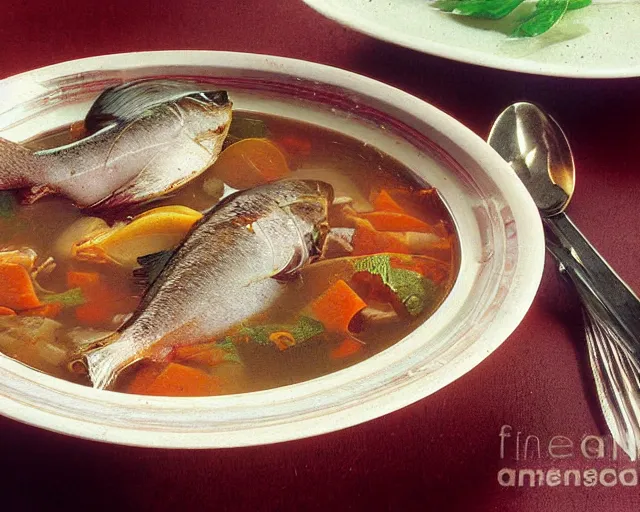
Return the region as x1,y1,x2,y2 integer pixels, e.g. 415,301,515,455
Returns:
66,271,134,327
354,254,437,317
0,263,41,311
310,280,367,333
0,79,233,209
72,205,203,267
0,316,68,375
239,316,325,350
207,138,290,189
370,189,404,214
134,363,219,397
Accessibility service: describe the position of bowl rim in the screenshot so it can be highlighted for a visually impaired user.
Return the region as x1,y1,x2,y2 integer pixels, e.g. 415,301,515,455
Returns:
0,50,545,448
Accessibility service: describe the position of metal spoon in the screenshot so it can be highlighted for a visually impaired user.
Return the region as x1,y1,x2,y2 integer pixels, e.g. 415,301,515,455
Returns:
488,102,640,358
488,102,640,459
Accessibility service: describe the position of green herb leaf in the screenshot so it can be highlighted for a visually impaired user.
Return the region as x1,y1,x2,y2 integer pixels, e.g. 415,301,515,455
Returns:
217,337,243,365
568,0,591,10
433,0,526,19
511,0,568,38
239,316,324,346
0,191,17,219
41,287,86,308
353,254,437,317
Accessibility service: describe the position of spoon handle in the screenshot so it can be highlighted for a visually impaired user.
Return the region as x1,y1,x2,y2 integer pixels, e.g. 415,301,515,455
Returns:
545,212,640,352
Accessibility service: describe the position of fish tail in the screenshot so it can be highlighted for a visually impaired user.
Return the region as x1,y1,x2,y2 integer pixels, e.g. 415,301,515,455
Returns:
82,333,140,390
0,137,43,190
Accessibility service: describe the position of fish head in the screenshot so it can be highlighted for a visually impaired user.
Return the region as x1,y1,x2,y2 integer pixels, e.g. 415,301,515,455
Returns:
279,180,334,263
173,90,233,154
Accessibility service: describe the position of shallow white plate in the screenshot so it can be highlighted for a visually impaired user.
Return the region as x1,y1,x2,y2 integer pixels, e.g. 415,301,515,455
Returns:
0,51,544,448
303,0,640,78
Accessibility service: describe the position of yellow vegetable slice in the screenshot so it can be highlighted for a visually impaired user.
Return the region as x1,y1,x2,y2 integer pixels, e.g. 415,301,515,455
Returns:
72,205,203,267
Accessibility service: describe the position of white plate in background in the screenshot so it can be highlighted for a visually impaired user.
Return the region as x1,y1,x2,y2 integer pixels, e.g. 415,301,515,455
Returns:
303,0,640,78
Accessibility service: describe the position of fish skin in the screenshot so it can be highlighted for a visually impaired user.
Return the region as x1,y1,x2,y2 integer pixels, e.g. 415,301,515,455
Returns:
85,79,215,132
0,83,232,210
82,179,334,390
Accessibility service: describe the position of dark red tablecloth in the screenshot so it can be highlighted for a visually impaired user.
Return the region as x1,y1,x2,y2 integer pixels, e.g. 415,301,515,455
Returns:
1,1,640,510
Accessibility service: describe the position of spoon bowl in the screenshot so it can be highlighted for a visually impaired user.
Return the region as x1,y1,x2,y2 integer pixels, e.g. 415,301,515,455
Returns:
487,102,575,217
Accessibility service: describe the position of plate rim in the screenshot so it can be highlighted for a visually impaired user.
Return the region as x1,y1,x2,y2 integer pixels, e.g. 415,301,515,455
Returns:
303,0,640,79
0,50,545,448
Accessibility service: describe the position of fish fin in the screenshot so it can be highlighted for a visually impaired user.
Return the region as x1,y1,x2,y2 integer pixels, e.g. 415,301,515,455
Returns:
82,334,140,390
85,79,206,132
134,250,174,287
0,137,43,190
18,184,55,204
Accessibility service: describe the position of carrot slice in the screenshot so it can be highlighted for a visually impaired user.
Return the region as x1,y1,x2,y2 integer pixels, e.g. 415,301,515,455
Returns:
330,338,363,359
20,303,63,318
208,138,290,189
0,306,16,316
127,364,164,395
370,189,405,214
67,271,136,326
389,255,451,285
351,220,410,256
361,211,435,233
311,279,367,333
0,263,41,310
66,271,101,289
143,363,219,397
173,343,228,366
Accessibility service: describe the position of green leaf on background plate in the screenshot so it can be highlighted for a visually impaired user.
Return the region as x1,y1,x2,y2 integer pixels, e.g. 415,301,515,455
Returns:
433,0,526,19
511,0,569,38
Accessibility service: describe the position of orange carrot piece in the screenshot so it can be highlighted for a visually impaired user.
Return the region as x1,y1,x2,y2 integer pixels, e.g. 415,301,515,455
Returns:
0,306,16,316
330,338,363,359
0,263,41,310
67,271,136,326
144,363,219,397
173,343,228,366
361,211,434,233
371,189,405,214
311,279,367,333
352,220,410,256
20,303,63,318
66,271,101,290
127,364,164,395
389,255,450,285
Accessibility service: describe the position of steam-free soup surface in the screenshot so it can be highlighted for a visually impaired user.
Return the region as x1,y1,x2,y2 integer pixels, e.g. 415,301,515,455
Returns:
0,112,458,396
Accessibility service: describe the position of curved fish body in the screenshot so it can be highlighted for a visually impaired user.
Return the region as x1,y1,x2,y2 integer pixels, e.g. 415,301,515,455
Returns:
83,179,334,389
0,81,232,210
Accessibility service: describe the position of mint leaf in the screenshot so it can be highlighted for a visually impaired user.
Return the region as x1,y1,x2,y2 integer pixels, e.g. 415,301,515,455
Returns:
217,337,243,365
352,254,437,317
41,287,86,307
568,0,591,10
433,0,526,19
512,0,569,38
239,316,324,347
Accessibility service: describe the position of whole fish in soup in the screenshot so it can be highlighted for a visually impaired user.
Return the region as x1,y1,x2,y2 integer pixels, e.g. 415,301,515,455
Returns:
0,80,232,210
78,179,333,389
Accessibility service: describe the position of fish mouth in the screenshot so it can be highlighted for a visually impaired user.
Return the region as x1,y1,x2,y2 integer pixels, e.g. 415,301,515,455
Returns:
198,90,230,106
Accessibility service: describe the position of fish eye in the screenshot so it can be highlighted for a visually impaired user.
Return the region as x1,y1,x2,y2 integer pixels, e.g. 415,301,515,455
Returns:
199,91,229,106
